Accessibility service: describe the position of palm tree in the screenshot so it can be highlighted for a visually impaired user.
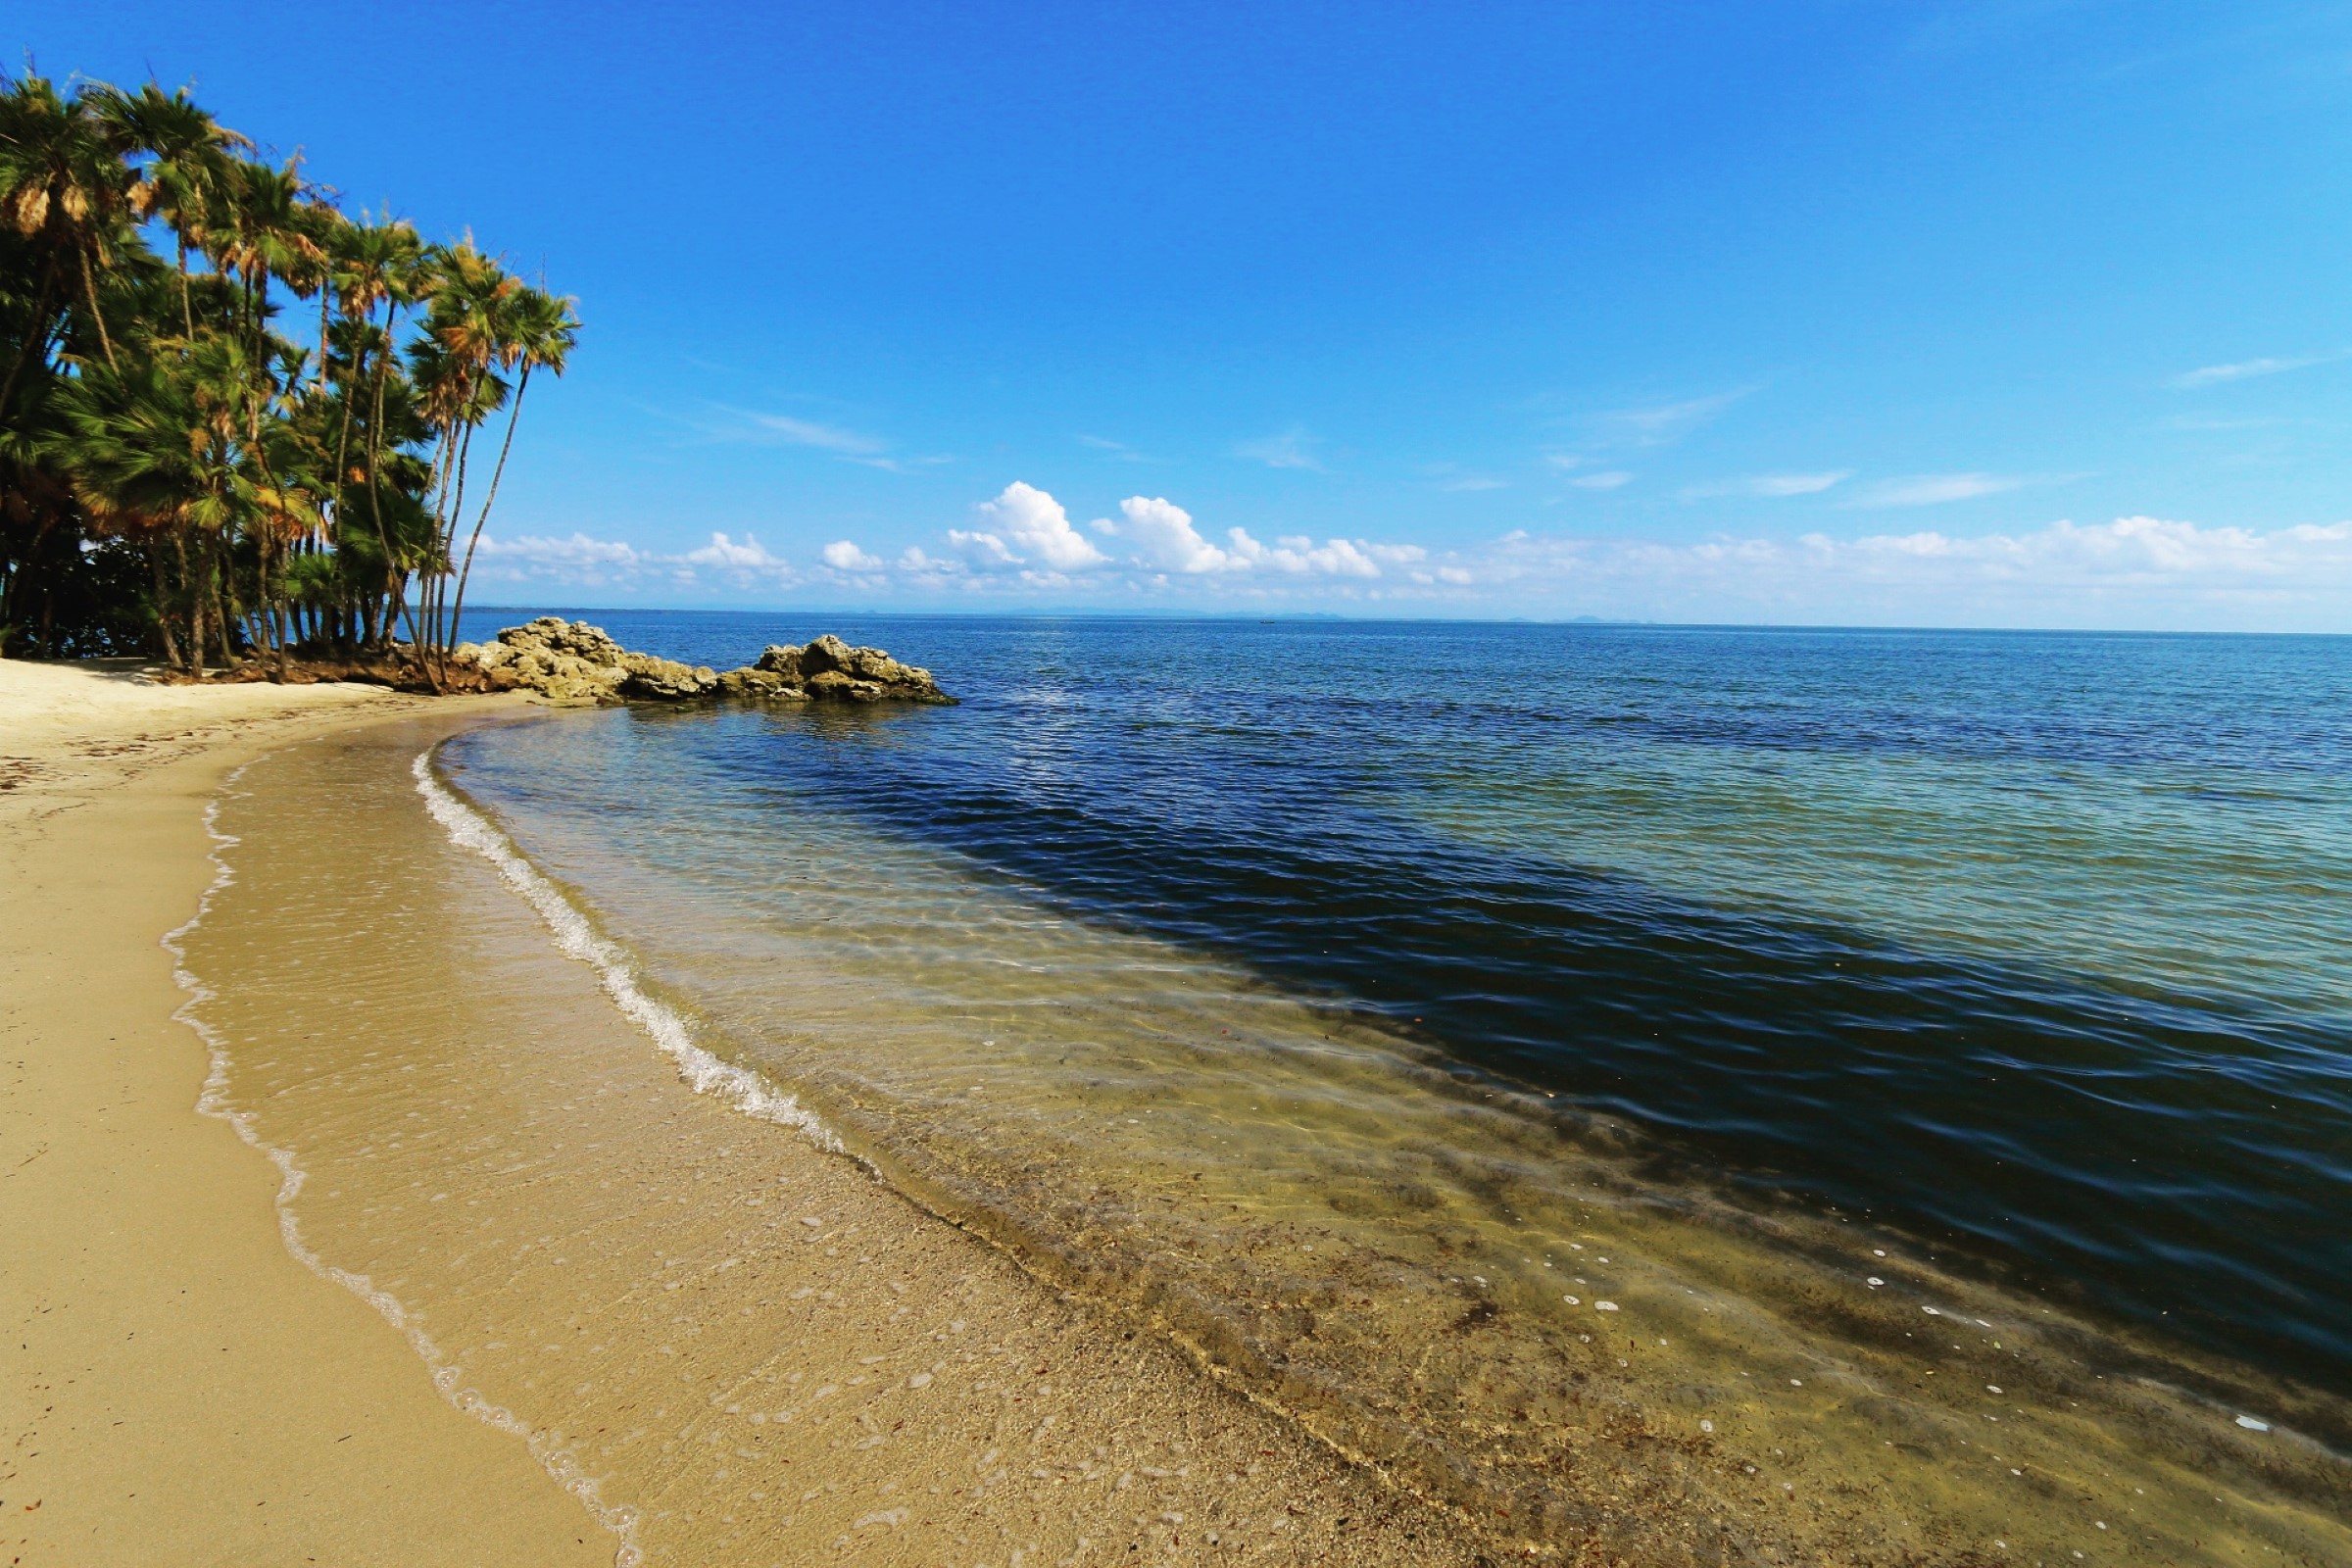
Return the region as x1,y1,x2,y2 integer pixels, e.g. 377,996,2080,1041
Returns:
446,281,577,655
87,80,251,338
0,71,133,391
2,73,576,673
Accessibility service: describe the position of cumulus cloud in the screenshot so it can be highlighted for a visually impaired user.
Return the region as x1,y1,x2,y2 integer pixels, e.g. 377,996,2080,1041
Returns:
820,540,885,571
1100,495,1235,573
470,529,795,591
1223,531,1384,577
684,531,788,569
958,482,1109,571
1089,493,1420,580
476,532,647,571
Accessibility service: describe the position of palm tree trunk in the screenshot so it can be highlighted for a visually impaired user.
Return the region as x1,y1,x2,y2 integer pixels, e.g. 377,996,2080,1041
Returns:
148,543,183,669
74,245,121,370
436,416,480,662
174,233,196,339
173,530,204,678
447,365,529,660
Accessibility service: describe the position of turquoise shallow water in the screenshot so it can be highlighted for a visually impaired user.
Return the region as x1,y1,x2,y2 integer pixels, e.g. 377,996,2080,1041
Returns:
446,613,2352,1402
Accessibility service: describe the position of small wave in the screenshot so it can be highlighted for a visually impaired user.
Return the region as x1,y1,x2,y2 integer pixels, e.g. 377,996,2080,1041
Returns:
169,758,648,1568
410,747,840,1152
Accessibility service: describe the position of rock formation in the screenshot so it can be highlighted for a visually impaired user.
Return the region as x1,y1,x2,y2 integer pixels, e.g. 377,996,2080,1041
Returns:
742,633,953,704
458,618,954,707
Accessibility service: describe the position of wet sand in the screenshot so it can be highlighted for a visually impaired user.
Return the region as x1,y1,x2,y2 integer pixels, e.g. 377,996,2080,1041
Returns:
0,665,1491,1565
184,710,1491,1565
0,662,608,1565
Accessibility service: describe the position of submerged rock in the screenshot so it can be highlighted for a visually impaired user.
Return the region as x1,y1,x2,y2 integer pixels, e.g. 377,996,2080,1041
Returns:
461,617,953,706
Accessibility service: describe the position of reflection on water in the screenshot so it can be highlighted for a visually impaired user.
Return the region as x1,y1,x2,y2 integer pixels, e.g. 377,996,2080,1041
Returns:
432,613,2352,1560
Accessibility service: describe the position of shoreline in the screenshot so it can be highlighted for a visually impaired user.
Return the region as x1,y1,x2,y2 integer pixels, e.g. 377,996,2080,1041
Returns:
1,663,1494,1565
10,656,2347,1565
0,662,610,1565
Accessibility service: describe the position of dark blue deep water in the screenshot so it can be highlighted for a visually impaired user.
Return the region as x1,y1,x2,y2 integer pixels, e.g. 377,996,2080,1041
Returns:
454,610,2352,1393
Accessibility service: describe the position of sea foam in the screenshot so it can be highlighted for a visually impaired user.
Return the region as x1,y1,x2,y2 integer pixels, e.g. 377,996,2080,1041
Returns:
410,747,841,1151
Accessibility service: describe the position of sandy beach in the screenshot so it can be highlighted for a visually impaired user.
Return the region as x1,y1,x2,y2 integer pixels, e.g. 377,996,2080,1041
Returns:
0,663,611,1565
0,663,598,1562
9,657,2346,1568
0,662,1488,1566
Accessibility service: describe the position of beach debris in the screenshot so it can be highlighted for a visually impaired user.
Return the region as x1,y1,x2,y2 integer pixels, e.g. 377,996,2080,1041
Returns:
1594,1300,1620,1312
2235,1414,2271,1432
459,619,956,706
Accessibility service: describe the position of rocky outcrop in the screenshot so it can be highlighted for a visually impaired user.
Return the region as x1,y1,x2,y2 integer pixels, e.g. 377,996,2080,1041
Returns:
746,634,954,704
459,618,953,707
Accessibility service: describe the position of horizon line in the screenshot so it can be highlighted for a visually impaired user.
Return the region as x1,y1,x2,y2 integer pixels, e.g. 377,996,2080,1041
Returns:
461,604,2346,640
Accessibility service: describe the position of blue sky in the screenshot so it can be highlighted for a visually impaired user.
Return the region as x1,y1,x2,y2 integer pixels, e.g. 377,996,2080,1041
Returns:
29,1,2352,627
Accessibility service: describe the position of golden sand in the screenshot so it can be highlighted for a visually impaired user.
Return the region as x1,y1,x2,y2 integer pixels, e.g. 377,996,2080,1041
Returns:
0,663,608,1565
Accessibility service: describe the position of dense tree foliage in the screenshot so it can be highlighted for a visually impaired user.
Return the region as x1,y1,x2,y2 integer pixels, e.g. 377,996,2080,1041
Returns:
0,71,575,681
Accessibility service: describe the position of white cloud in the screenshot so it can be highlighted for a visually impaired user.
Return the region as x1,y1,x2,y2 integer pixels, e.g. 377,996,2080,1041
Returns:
1590,389,1748,447
1224,530,1384,577
476,532,646,570
1099,495,1236,573
1687,470,1853,499
471,529,798,591
743,413,888,455
946,528,1020,567
469,513,2352,628
687,406,928,470
1090,494,1418,579
965,481,1109,570
820,540,885,571
1443,476,1508,492
1080,434,1153,463
1474,515,2352,626
684,531,788,569
1568,470,1634,491
1851,472,2034,508
2169,353,2343,390
1235,428,1325,471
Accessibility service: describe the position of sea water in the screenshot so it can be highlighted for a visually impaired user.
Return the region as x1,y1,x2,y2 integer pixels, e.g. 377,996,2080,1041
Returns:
412,615,2352,1553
